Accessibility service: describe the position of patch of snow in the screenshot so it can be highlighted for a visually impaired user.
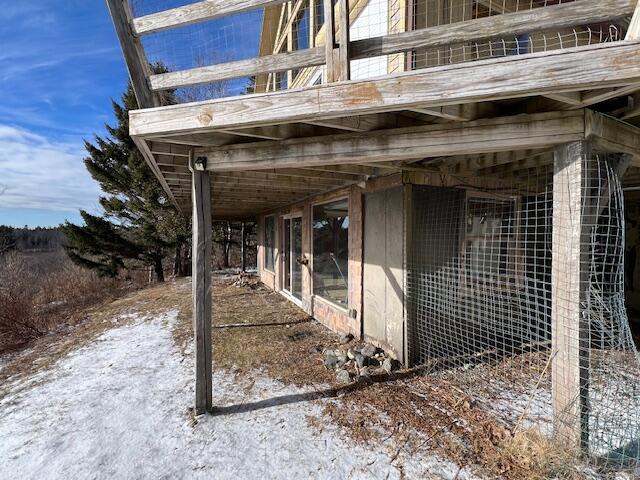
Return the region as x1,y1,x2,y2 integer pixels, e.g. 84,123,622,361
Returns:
0,309,479,480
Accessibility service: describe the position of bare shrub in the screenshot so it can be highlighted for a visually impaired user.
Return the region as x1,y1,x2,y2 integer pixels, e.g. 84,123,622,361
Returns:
0,252,145,353
0,253,40,339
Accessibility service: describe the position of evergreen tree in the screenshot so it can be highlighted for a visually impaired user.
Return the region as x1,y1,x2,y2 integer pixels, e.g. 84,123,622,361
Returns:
0,226,15,256
62,83,189,281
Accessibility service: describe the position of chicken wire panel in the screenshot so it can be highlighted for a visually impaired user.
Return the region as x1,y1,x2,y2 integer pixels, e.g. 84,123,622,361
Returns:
128,1,328,100
406,153,640,469
409,0,630,70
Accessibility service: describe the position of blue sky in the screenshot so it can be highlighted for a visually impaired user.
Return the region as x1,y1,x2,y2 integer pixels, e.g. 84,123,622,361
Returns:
0,1,263,228
0,0,128,228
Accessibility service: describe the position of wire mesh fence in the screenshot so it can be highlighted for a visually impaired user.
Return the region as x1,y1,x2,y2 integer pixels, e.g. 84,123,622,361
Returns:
125,1,630,103
406,151,640,469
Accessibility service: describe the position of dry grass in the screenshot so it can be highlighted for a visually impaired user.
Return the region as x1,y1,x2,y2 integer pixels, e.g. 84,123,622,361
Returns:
0,273,613,478
0,252,144,353
172,274,336,386
0,280,189,400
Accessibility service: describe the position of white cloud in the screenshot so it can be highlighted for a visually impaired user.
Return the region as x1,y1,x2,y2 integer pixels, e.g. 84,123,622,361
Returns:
0,125,102,213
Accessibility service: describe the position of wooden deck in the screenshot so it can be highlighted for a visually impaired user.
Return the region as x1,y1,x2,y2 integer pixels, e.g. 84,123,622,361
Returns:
107,0,640,218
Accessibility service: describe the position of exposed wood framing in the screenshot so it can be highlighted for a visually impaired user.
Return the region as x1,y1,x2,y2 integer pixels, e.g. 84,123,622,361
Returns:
192,162,213,415
551,141,593,452
585,110,640,161
140,0,634,93
149,47,325,91
324,0,338,83
105,0,158,109
337,0,351,82
132,0,290,35
350,0,635,60
195,111,586,171
130,42,640,138
408,105,477,122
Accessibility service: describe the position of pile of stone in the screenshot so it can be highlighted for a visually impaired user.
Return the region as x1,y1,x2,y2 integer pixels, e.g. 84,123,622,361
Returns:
232,272,258,289
321,333,399,384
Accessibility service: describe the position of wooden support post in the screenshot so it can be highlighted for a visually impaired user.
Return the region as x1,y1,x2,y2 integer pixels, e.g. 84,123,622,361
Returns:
241,222,247,272
551,141,594,453
324,0,337,83
337,0,350,81
192,155,212,415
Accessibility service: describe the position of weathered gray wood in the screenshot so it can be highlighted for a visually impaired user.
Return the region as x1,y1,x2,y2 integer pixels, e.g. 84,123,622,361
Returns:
551,141,593,452
241,222,247,272
350,0,636,60
133,137,180,208
105,0,158,109
129,42,640,138
627,0,640,40
585,109,640,160
575,84,640,109
150,47,325,91
337,0,350,81
324,0,337,83
192,160,213,415
133,0,290,35
195,111,586,171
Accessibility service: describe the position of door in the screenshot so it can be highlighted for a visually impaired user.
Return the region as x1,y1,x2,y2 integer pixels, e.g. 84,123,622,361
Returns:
283,215,303,301
363,187,404,360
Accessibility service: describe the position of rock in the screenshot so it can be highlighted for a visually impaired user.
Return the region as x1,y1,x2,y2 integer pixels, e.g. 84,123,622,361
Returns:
382,358,393,374
308,345,323,354
335,351,348,364
339,333,354,344
324,353,339,370
347,348,356,360
360,343,376,358
336,369,351,384
355,353,367,368
357,367,371,383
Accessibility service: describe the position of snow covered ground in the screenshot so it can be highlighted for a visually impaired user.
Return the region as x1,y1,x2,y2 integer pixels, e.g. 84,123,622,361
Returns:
0,309,478,480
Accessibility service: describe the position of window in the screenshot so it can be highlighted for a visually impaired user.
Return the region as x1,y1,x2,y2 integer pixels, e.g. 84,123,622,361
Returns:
264,216,276,272
463,195,518,283
313,199,349,306
292,1,311,80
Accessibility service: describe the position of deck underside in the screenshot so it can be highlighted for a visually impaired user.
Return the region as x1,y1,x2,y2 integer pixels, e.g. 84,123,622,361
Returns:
128,42,640,219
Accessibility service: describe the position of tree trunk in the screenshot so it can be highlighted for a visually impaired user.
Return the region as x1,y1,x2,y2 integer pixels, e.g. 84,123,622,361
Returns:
223,221,232,269
241,222,246,272
154,256,165,283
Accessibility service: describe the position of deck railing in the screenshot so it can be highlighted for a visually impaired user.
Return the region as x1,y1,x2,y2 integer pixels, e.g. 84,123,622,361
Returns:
109,0,640,108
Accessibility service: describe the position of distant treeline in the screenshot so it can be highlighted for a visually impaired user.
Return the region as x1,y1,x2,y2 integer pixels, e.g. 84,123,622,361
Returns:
0,226,63,255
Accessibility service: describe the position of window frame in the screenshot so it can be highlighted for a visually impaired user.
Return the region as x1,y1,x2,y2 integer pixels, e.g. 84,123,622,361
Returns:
311,196,350,310
460,190,522,291
264,215,277,273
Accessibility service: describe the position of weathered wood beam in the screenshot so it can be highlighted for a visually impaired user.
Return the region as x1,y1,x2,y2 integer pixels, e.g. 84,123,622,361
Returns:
544,92,583,107
192,159,213,415
324,0,338,83
130,42,640,138
573,84,640,109
133,137,180,208
303,115,386,132
132,0,289,35
194,111,586,171
105,0,158,109
337,0,350,81
350,0,635,60
149,47,325,91
585,110,640,161
407,104,477,122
